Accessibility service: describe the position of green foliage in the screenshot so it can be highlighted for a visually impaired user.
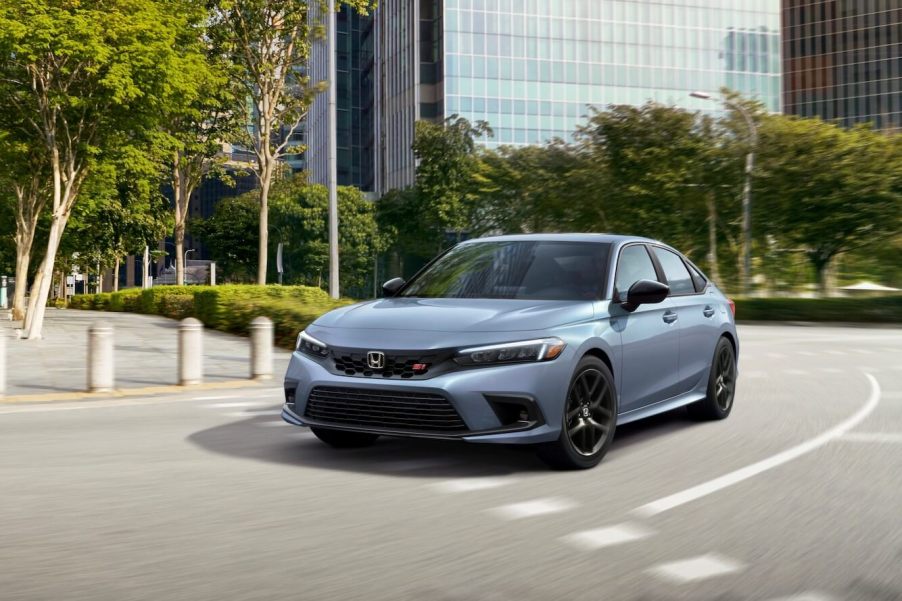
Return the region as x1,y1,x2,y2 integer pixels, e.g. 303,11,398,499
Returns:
192,177,383,291
70,284,350,348
734,296,902,323
754,116,902,292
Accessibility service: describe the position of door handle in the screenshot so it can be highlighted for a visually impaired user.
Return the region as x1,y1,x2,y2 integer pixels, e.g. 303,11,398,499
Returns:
663,311,678,324
703,306,715,318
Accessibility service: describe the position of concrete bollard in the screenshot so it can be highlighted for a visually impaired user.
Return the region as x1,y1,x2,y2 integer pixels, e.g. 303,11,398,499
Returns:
249,316,274,380
178,317,203,386
87,322,114,392
0,332,6,398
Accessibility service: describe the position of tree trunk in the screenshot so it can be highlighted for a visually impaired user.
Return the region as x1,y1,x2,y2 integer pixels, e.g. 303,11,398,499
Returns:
12,243,31,322
175,228,185,286
59,271,67,304
113,257,120,292
705,192,721,285
25,212,68,339
257,176,271,285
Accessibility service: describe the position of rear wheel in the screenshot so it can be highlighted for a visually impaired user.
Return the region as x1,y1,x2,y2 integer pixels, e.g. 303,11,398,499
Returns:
311,427,379,448
537,357,617,470
687,337,736,421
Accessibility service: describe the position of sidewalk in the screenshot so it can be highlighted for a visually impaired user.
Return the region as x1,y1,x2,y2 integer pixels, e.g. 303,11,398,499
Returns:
1,309,292,398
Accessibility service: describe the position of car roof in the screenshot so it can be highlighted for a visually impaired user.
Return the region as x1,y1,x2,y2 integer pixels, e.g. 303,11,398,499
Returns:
459,233,659,246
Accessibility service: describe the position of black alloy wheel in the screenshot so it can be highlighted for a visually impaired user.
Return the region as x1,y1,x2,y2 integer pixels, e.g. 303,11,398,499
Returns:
688,336,736,421
537,356,617,470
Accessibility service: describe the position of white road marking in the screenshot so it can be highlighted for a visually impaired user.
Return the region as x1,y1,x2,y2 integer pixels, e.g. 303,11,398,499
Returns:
798,351,817,356
431,477,516,493
765,593,836,601
839,432,902,444
204,401,271,409
379,458,459,472
783,369,808,376
223,409,282,418
633,373,881,518
489,497,576,520
816,367,844,374
647,554,745,584
193,395,232,401
561,522,654,551
256,420,289,427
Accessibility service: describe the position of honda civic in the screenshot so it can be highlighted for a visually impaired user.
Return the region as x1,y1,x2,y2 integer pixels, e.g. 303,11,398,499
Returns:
282,234,738,469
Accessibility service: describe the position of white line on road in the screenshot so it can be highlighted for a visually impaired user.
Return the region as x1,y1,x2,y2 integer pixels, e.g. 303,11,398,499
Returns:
489,497,576,520
256,420,289,427
646,554,745,584
839,432,902,444
633,373,881,518
764,593,836,601
431,477,516,493
561,522,654,551
816,367,844,374
204,401,271,409
223,409,282,418
193,395,232,401
797,351,817,356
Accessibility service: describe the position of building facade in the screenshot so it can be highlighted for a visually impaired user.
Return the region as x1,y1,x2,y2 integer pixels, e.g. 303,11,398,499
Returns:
371,0,782,194
782,0,902,130
308,5,378,192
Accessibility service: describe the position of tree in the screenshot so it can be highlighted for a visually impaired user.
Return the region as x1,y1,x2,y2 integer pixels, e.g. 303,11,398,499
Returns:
214,0,375,285
192,176,383,290
0,130,48,320
0,0,199,338
754,116,902,295
165,3,244,286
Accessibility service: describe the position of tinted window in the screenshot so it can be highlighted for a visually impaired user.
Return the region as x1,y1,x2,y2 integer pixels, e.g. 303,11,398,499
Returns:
399,241,611,300
614,245,658,298
652,247,695,295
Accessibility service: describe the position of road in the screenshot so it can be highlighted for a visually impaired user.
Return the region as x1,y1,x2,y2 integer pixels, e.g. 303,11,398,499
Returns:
1,324,901,601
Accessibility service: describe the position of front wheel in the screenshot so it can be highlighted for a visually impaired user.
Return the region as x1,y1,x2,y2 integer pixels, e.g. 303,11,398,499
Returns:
311,427,379,448
687,337,736,421
537,357,617,470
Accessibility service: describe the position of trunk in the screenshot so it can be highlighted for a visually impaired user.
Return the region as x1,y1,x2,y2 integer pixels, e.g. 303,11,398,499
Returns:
25,212,68,339
809,251,833,299
705,192,721,285
12,244,31,322
175,229,185,286
257,176,271,285
59,271,67,304
113,257,120,292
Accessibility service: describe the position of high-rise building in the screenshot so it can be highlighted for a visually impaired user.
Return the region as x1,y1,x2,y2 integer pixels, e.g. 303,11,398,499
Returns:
308,6,378,192
782,0,902,130
371,0,782,194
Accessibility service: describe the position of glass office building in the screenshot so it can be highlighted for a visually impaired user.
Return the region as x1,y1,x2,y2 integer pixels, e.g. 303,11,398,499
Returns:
783,0,902,130
375,0,782,193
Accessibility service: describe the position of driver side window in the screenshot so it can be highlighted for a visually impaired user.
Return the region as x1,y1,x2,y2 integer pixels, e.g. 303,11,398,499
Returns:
614,245,659,300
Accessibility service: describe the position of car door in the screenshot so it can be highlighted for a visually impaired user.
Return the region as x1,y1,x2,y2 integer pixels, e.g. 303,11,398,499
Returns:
610,244,681,413
650,246,718,394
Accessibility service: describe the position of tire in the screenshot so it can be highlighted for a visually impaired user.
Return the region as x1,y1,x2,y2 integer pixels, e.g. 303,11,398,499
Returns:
537,356,617,470
687,336,736,421
311,427,379,448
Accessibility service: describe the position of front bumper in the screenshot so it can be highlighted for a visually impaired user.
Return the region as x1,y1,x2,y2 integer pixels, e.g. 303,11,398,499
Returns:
282,351,572,444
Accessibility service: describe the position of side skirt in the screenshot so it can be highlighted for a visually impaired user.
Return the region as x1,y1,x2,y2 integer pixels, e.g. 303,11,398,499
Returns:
616,390,707,426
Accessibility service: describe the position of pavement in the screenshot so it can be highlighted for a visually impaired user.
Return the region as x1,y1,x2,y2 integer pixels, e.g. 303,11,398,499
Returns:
1,321,901,601
1,309,292,397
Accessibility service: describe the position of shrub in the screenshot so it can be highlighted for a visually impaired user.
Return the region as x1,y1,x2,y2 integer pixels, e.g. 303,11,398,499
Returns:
733,295,902,323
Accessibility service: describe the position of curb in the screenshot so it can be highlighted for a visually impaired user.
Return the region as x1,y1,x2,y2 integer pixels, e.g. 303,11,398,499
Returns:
0,379,265,405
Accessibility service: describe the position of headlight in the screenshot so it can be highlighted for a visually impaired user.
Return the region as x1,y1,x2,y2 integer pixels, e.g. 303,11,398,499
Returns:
454,337,566,366
296,330,329,358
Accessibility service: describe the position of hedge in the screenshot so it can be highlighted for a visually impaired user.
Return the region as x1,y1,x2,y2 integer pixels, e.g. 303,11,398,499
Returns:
734,295,902,323
69,285,352,348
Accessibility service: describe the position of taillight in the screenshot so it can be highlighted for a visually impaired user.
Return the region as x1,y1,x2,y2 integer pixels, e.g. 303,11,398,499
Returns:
728,299,736,316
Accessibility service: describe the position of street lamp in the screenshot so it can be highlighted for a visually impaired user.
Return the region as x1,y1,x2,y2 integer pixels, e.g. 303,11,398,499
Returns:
184,249,196,276
690,91,758,296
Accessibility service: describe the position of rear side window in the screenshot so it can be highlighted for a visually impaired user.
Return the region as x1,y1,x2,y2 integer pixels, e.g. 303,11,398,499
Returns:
652,247,695,295
614,245,658,298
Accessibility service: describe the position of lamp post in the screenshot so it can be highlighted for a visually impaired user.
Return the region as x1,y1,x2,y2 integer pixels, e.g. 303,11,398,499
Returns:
184,249,196,278
690,91,757,296
326,0,340,299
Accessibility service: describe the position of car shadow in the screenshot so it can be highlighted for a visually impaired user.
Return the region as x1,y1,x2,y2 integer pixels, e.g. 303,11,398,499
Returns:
187,404,701,477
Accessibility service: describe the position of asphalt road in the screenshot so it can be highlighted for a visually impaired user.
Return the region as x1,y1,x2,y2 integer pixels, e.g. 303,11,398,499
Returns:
1,324,901,601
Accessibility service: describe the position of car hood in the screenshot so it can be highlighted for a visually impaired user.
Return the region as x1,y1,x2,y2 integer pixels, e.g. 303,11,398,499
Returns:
312,298,594,333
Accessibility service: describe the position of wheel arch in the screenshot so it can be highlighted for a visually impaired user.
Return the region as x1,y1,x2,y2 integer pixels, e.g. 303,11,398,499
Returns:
581,347,614,382
720,330,737,357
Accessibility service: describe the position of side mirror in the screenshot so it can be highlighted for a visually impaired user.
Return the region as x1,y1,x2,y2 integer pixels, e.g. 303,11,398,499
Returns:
381,277,406,297
621,279,669,311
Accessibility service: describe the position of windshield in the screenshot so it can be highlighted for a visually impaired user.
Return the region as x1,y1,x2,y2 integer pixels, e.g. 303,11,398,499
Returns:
399,241,611,300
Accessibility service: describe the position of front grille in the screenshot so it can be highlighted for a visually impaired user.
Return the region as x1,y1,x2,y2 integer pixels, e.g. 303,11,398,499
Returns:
332,350,448,379
304,386,467,433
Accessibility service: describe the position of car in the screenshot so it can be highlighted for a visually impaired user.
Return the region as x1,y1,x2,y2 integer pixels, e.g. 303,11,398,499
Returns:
282,233,738,469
